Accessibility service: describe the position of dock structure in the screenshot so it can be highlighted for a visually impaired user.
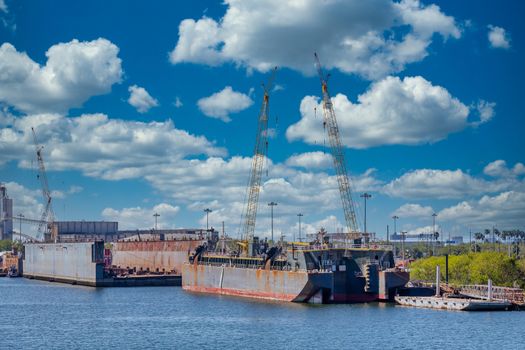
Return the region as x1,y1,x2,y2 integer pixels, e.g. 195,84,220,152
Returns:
395,296,512,311
395,265,516,311
23,241,182,287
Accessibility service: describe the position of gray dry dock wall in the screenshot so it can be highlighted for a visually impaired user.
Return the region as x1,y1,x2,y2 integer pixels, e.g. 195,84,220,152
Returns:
23,242,104,286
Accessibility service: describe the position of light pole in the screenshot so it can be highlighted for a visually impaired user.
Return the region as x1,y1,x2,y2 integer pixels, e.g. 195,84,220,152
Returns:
392,215,399,236
18,213,24,242
153,213,160,231
268,202,277,243
432,213,437,255
204,208,212,231
401,231,407,262
297,213,304,242
360,193,372,235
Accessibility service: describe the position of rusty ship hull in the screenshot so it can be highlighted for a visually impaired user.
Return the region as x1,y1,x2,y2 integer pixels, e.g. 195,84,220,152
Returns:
182,263,332,302
182,245,409,304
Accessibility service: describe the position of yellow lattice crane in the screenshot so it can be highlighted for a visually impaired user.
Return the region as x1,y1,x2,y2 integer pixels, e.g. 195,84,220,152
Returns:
241,67,278,242
314,53,360,240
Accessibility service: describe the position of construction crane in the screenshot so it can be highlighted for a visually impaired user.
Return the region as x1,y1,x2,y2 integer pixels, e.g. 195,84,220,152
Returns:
241,67,278,242
31,127,55,240
314,53,360,239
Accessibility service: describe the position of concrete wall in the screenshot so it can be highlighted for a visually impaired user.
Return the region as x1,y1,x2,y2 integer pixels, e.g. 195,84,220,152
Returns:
23,242,104,286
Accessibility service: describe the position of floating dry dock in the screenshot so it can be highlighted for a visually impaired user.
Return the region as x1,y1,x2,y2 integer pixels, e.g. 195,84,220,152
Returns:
395,296,512,311
23,241,181,287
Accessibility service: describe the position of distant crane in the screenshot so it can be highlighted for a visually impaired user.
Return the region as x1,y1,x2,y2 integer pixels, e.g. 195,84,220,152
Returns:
314,53,360,239
31,127,55,240
241,67,278,242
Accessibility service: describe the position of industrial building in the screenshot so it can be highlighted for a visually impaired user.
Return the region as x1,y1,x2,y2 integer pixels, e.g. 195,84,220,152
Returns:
0,183,13,240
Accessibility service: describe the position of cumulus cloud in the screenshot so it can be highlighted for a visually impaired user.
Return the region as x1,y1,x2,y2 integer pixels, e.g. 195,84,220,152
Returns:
102,203,180,230
2,181,43,220
392,203,434,218
383,161,524,199
488,25,511,49
439,191,525,229
0,39,122,114
174,96,183,108
473,99,495,125
127,85,159,113
285,151,332,169
0,0,7,13
197,86,253,122
483,160,525,178
0,113,226,179
169,0,460,79
287,76,475,149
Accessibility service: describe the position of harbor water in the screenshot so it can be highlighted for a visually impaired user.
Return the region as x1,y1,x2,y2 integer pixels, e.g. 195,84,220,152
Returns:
1,278,524,349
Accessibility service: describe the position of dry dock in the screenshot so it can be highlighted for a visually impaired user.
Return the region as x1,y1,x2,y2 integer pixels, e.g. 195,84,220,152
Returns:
23,241,182,287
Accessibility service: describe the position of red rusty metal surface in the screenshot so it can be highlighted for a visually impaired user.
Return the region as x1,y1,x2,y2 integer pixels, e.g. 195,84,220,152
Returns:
111,240,203,274
182,262,318,302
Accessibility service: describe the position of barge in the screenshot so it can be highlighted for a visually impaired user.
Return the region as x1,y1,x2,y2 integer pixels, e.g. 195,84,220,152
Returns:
182,239,409,303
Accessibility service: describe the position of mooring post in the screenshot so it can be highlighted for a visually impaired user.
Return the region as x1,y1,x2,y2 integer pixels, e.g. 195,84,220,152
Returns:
435,265,440,297
488,279,493,301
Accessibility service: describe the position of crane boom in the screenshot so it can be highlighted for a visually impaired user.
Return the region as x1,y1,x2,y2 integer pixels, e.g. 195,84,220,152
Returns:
31,127,55,237
241,67,277,241
314,53,359,238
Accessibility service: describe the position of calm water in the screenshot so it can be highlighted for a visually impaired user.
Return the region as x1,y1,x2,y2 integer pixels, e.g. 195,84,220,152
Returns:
1,278,524,349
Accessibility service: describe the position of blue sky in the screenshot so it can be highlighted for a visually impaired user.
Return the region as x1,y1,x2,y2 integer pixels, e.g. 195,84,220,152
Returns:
0,0,523,240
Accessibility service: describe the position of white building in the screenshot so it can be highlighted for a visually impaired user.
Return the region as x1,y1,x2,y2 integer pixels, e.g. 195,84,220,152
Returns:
0,183,13,240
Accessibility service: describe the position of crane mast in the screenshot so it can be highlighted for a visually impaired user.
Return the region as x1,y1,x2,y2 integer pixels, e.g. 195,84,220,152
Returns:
241,67,277,242
31,127,55,240
314,53,360,238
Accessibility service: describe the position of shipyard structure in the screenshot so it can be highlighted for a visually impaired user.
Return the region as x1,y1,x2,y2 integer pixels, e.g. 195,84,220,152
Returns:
22,229,213,286
0,184,13,240
183,236,409,304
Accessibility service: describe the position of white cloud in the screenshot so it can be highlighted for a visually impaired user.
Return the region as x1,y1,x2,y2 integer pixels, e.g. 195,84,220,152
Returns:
392,203,434,218
197,86,253,122
127,85,159,113
473,99,495,125
0,0,7,13
102,203,180,230
488,25,511,49
483,160,525,178
285,151,332,169
439,191,525,229
169,0,460,79
287,76,473,149
383,161,525,200
0,113,227,179
2,182,43,220
383,168,511,199
0,39,122,114
174,96,183,108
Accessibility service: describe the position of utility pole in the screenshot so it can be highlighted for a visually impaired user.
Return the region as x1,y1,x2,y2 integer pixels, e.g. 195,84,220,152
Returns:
360,193,372,235
268,202,277,243
297,213,304,242
204,208,212,231
153,213,160,231
432,213,437,256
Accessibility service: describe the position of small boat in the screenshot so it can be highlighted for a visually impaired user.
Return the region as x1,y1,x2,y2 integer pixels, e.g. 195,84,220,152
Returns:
7,265,20,278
